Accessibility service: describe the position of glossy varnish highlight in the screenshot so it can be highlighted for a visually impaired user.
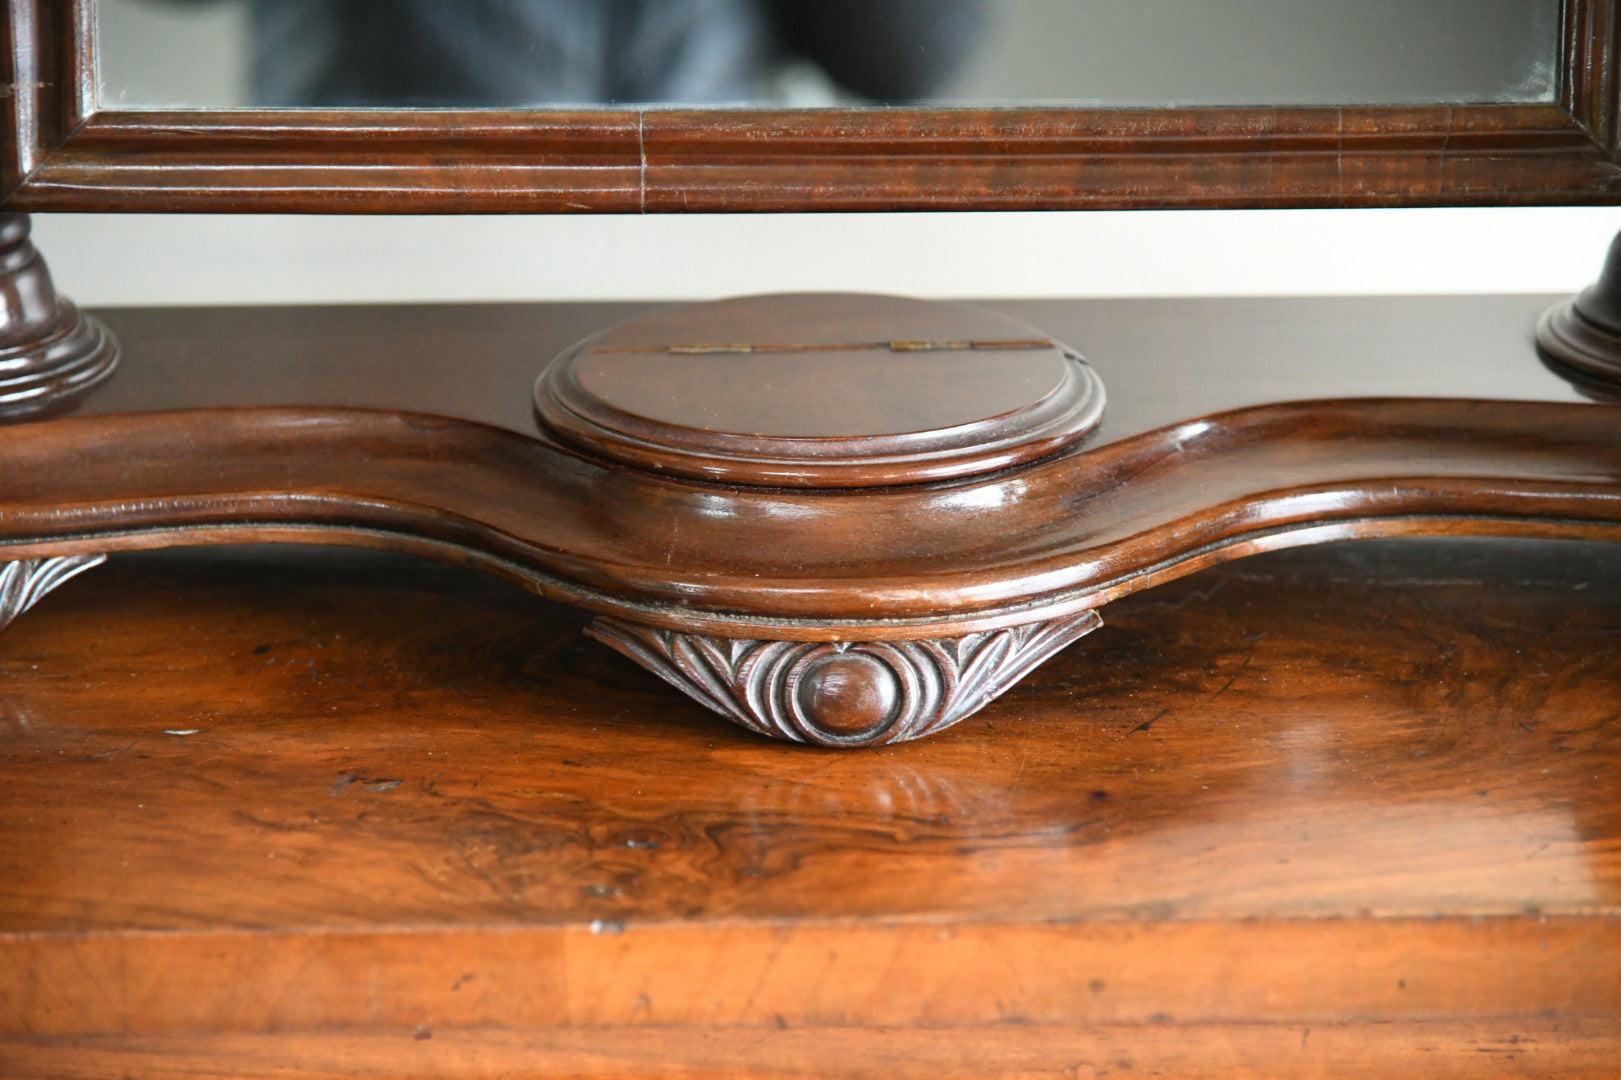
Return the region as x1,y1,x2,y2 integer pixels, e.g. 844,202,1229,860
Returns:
532,294,1106,487
0,297,1614,653
0,538,1616,1075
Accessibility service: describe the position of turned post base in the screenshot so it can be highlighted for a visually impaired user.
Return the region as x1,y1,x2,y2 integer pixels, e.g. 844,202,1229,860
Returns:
1537,229,1621,400
0,214,119,420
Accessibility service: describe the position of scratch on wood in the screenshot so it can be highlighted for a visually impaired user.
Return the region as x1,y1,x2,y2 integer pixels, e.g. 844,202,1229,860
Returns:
1130,708,1170,735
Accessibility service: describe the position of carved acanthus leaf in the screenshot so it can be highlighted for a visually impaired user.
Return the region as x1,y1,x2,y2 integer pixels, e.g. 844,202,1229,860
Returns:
587,610,1103,747
0,555,106,634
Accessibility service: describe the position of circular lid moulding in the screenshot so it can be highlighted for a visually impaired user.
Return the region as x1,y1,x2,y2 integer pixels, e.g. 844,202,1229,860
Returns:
534,293,1106,488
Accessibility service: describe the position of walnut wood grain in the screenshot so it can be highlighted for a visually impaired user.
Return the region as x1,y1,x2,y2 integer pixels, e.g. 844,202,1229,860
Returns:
7,1023,1621,1080
14,104,1620,215
5,0,1621,212
0,538,1616,1075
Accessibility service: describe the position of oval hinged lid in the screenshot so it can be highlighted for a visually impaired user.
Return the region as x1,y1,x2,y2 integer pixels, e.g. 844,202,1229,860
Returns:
534,293,1104,487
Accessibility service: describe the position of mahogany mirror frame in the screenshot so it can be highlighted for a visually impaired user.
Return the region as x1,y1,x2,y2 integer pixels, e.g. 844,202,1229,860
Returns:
3,0,1620,213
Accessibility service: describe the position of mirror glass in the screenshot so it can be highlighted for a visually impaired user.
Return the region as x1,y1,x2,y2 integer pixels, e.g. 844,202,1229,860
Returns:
95,0,1562,111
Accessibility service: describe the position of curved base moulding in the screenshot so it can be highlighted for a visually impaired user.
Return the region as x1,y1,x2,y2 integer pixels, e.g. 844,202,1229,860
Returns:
0,554,106,633
587,611,1103,747
2,395,1620,744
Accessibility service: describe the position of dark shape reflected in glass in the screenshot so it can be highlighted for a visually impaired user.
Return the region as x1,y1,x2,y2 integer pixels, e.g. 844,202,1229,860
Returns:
251,0,989,107
95,0,1562,110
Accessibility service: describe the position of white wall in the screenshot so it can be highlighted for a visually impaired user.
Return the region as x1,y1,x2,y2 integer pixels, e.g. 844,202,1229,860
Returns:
29,207,1621,307
77,2,1608,306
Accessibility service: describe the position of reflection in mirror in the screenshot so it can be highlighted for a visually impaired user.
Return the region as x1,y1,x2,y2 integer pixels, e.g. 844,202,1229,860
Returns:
96,0,1561,111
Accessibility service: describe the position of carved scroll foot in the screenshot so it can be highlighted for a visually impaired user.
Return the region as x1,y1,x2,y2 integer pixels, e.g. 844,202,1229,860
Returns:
0,555,106,634
0,214,120,421
587,611,1103,747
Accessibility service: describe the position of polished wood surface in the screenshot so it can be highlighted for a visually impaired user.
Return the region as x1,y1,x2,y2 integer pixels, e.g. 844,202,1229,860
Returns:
5,394,1619,636
11,1024,1621,1080
2,295,1615,746
72,296,1594,443
584,608,1105,746
1,297,1616,640
0,212,117,419
1,537,1617,1075
5,0,1621,211
17,104,1621,213
535,293,1104,487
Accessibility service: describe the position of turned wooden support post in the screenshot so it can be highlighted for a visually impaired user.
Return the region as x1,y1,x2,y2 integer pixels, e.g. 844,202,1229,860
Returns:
0,213,119,420
1537,229,1621,399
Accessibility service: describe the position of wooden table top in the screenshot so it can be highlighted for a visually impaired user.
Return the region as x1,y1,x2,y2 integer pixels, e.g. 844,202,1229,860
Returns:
77,295,1592,447
3,533,1618,1077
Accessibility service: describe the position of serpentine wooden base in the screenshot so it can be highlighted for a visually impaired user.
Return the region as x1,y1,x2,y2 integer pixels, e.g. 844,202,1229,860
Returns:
0,294,1618,746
